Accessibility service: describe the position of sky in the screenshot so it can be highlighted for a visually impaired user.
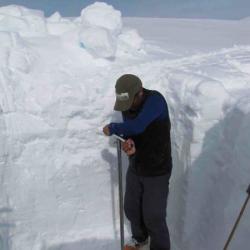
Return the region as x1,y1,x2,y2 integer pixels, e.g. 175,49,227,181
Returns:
0,0,250,19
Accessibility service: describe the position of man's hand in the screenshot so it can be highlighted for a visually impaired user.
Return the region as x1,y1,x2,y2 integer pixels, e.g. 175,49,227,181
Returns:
122,139,136,156
103,124,110,136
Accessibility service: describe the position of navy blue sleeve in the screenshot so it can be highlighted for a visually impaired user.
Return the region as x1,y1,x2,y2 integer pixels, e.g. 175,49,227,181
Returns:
109,94,167,137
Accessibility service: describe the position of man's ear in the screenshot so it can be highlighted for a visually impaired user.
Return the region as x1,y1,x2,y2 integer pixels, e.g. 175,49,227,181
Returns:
138,89,143,97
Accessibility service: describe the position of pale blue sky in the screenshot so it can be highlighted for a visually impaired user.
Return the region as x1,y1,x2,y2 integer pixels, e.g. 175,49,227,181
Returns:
0,0,250,19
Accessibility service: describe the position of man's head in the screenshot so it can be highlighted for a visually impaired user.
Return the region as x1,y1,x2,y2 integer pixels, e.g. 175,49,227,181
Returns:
114,74,143,111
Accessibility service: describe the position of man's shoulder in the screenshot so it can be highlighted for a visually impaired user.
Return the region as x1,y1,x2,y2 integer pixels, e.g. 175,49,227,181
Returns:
144,89,166,103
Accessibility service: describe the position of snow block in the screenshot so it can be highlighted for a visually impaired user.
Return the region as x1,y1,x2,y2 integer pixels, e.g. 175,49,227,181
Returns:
80,2,122,35
117,29,144,53
0,5,47,36
0,5,44,18
22,14,47,35
0,15,29,33
47,11,62,22
196,80,229,120
79,3,143,58
0,5,24,17
79,26,116,58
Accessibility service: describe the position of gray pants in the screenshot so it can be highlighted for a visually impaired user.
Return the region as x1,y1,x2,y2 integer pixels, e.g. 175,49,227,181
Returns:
124,169,171,250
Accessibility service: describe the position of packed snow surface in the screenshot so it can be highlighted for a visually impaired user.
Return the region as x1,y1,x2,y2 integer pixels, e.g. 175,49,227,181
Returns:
0,2,250,250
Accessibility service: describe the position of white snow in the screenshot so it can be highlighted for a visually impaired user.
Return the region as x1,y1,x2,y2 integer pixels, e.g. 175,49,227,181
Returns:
0,3,250,250
0,5,47,36
47,12,62,23
79,26,117,58
80,2,122,35
0,31,12,47
117,29,144,56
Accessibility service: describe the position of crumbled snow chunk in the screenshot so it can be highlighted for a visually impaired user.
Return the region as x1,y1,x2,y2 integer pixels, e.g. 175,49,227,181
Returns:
79,26,116,58
196,80,229,119
0,3,143,58
78,2,125,58
0,5,44,18
47,11,62,22
0,5,47,36
0,5,24,17
22,14,47,35
80,2,122,34
0,15,29,33
117,29,144,53
78,2,143,58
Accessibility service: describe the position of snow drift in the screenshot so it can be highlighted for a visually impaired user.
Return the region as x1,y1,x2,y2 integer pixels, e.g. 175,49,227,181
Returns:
0,3,250,250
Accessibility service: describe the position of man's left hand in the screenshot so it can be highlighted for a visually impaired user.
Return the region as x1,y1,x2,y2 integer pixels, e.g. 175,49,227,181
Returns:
103,124,110,136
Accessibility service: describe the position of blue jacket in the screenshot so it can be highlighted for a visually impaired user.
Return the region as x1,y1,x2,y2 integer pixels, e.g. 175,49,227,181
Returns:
109,88,172,177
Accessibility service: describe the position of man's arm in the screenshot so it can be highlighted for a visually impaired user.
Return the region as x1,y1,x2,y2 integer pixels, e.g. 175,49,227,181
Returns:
108,94,167,137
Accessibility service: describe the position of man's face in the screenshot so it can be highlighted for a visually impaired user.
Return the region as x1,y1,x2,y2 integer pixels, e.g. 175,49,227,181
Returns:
130,90,143,110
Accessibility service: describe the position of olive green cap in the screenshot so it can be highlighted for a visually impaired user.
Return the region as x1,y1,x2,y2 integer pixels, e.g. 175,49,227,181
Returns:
114,74,142,111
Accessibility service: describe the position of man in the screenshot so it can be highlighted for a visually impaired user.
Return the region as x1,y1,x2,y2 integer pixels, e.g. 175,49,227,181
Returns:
103,74,172,250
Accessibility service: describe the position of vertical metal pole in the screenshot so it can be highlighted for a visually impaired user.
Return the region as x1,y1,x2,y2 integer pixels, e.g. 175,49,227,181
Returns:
117,140,124,250
223,184,250,250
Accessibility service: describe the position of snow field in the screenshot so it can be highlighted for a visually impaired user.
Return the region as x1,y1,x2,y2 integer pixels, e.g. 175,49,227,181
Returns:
0,2,250,250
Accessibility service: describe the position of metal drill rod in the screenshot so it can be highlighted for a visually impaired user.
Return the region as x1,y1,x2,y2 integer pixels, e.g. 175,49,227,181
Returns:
117,139,124,250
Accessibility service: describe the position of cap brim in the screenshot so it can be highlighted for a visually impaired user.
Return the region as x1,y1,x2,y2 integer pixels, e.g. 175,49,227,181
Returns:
114,98,134,111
